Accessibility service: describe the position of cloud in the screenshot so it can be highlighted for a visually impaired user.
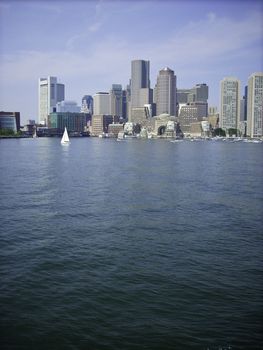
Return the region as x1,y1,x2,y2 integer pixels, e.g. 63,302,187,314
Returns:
88,21,102,32
0,8,262,120
1,10,262,82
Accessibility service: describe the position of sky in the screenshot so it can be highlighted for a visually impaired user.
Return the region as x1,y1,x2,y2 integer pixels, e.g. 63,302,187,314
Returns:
0,0,262,124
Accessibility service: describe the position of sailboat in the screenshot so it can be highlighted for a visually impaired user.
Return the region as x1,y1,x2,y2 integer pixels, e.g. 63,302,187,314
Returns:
32,128,37,138
61,127,70,145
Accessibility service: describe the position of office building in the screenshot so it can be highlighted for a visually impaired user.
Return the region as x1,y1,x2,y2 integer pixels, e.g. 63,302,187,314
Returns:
130,59,150,110
155,67,177,116
109,84,123,117
188,84,208,103
177,89,191,103
56,100,80,113
91,114,113,136
93,92,110,115
48,112,88,133
0,111,20,132
38,76,65,124
247,72,263,138
81,95,93,114
220,77,240,131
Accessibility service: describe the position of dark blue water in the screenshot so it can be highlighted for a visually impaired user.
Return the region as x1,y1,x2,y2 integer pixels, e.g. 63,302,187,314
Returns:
1,138,263,350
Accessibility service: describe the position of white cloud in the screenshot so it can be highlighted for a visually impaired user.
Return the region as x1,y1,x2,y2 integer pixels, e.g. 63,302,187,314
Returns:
0,9,262,120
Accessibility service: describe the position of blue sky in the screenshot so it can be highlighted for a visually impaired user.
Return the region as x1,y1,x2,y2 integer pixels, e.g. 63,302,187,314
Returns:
0,0,262,123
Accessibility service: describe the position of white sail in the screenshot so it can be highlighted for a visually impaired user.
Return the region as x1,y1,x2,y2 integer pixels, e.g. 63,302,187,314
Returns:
61,127,70,144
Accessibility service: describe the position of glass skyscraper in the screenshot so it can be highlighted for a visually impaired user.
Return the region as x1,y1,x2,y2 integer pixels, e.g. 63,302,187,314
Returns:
130,60,150,109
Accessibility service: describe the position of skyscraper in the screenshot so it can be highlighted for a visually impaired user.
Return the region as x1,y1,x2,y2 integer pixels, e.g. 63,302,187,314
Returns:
130,60,150,109
155,67,177,116
109,84,123,117
38,76,65,124
247,72,263,138
220,77,240,131
188,84,208,103
81,95,93,114
93,92,110,115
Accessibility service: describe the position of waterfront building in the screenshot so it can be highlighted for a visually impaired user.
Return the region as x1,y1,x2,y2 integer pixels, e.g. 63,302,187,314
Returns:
130,60,150,113
109,84,123,118
93,92,110,115
179,102,207,130
0,111,20,132
56,100,81,113
81,95,93,114
179,106,199,133
91,114,113,136
247,72,263,138
220,77,240,131
155,67,177,116
108,123,124,137
38,76,65,124
48,112,88,133
130,106,153,127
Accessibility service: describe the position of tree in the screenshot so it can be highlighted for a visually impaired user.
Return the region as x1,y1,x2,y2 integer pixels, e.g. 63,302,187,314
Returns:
213,128,226,137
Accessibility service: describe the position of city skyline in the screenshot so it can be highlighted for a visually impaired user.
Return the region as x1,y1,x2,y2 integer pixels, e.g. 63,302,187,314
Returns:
0,0,262,124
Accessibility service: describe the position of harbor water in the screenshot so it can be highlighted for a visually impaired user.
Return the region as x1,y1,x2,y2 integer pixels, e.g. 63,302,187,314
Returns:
0,137,263,349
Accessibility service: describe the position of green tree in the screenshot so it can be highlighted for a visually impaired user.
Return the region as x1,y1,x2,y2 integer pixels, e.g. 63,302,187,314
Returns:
213,128,226,137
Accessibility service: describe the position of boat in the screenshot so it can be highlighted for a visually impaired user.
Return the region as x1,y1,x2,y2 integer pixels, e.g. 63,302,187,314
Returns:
61,127,70,145
117,131,125,140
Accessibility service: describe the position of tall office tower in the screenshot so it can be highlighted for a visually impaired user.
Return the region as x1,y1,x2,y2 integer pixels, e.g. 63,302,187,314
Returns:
93,92,110,115
122,90,127,120
177,89,191,103
220,77,240,131
247,72,263,138
81,95,93,114
139,88,153,106
155,67,177,116
130,60,150,109
109,84,123,117
188,84,208,103
38,76,65,124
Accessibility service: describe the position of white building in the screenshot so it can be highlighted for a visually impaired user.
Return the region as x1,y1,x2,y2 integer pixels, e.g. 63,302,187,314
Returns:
93,92,110,115
220,77,240,131
247,72,263,138
38,76,65,124
56,100,80,113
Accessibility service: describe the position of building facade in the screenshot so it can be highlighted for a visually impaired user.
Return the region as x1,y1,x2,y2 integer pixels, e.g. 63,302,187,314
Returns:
81,95,93,114
220,77,240,131
155,67,177,116
91,114,113,136
109,84,123,117
247,72,263,138
130,60,150,111
56,100,80,113
38,76,65,124
93,92,110,115
48,112,88,133
0,111,20,132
